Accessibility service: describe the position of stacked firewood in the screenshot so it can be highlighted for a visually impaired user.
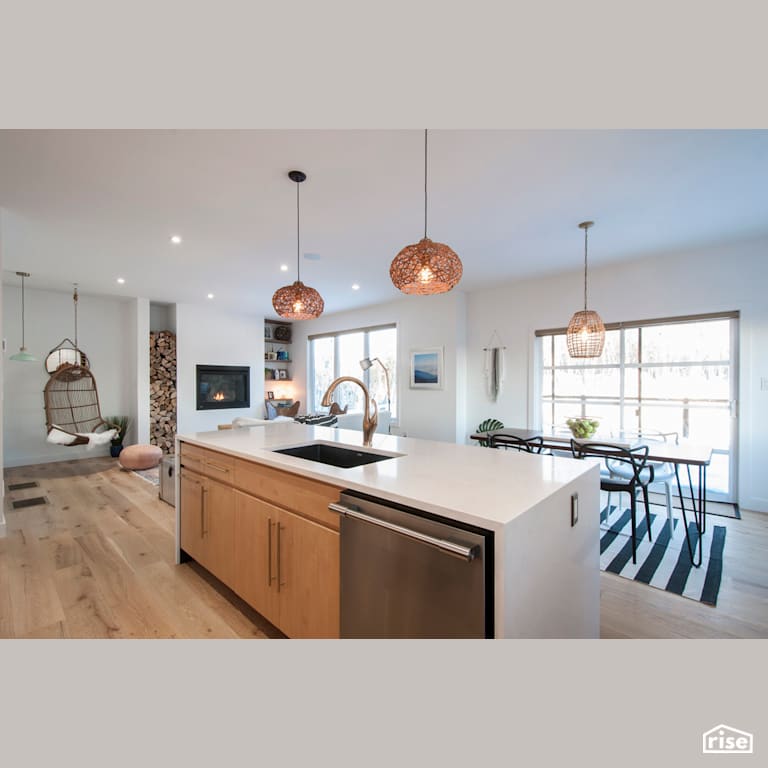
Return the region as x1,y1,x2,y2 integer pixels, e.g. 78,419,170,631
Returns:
150,331,177,453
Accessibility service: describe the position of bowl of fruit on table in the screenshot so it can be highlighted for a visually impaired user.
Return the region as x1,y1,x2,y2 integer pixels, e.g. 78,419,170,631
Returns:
566,417,600,439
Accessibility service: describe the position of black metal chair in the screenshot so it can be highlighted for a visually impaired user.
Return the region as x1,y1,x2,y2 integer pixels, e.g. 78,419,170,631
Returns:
570,440,654,564
490,434,546,454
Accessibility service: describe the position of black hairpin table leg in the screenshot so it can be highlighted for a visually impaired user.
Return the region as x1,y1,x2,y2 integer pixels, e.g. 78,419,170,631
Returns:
675,463,703,568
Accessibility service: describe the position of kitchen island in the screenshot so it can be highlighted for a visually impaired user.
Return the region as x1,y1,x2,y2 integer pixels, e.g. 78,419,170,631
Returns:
175,422,600,639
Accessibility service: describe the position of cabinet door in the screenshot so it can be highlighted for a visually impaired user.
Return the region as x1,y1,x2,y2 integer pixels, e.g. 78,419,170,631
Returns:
233,491,280,627
180,470,206,563
203,478,236,586
277,509,340,639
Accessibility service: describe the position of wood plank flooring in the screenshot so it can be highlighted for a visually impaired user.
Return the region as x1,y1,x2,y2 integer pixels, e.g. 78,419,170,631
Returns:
1,458,283,639
2,457,766,638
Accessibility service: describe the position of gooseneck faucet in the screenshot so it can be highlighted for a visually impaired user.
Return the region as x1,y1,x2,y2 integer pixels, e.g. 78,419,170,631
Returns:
321,376,378,447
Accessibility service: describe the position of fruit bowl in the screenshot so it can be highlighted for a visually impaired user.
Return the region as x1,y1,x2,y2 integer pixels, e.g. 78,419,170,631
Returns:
566,417,600,439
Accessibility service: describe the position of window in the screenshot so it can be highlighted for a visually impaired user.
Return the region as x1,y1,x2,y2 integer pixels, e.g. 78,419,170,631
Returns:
537,313,738,500
308,324,397,417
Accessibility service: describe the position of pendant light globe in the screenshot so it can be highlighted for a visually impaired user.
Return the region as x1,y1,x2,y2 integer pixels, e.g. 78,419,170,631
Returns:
390,130,462,295
272,170,324,320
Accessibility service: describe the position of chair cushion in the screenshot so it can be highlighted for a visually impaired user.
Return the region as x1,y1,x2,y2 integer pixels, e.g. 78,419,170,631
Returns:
119,444,163,470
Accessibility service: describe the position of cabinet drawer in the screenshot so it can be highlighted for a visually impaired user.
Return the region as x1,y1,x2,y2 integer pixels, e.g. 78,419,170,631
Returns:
234,458,342,531
180,443,235,482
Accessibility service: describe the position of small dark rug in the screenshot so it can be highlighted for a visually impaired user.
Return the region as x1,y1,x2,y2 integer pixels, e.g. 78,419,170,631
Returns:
130,467,160,487
600,507,726,606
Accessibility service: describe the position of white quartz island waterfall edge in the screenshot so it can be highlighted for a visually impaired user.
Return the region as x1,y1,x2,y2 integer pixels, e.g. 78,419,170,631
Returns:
174,421,601,638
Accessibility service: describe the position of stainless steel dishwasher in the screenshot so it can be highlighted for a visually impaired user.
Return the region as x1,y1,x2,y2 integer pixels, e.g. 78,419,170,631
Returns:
330,490,494,638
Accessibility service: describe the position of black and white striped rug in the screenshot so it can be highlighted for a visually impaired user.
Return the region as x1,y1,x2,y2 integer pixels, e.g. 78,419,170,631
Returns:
600,505,726,606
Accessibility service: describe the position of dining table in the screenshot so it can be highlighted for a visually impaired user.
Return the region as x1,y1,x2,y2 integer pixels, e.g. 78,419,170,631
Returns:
470,427,713,567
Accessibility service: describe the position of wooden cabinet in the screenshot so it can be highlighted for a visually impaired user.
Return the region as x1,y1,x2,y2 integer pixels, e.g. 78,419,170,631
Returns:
233,492,280,628
180,469,206,563
233,491,340,639
179,441,341,638
276,507,340,639
179,466,236,587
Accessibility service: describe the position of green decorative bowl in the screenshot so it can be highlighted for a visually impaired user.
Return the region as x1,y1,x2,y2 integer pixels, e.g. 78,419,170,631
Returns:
566,417,600,439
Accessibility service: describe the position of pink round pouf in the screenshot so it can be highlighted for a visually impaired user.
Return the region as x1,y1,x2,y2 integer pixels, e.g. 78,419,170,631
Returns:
118,444,163,470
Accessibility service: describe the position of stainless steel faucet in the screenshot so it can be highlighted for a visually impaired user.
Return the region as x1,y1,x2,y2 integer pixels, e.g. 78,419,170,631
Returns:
321,376,378,447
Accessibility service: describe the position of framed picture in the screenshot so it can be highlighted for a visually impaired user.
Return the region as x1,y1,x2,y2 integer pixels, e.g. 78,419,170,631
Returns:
267,391,275,400
264,324,272,340
409,347,444,389
278,369,288,380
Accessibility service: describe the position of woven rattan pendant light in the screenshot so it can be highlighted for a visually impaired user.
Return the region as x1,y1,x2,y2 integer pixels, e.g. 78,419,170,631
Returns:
390,129,462,295
566,221,605,358
272,170,324,320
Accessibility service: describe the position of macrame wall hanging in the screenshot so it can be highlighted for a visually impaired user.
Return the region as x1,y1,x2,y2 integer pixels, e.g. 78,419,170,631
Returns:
483,330,506,402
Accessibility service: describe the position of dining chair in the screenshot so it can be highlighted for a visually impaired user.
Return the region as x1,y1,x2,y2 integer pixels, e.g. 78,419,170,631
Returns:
489,433,546,454
570,440,653,564
605,430,678,535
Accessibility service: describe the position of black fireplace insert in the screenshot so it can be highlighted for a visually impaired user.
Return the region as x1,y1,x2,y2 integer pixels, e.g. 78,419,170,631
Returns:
196,365,250,410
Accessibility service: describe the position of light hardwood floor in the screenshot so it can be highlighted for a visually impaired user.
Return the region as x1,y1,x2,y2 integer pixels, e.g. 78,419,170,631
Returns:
2,457,766,638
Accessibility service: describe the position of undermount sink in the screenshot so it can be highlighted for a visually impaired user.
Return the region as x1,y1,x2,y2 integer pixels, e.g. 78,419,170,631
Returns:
272,442,401,469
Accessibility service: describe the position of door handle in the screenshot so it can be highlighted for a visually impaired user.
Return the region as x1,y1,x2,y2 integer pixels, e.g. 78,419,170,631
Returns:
202,487,209,536
277,523,285,591
267,518,275,587
329,503,478,561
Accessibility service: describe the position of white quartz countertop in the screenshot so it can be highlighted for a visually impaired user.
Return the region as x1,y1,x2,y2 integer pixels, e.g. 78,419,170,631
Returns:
176,423,597,531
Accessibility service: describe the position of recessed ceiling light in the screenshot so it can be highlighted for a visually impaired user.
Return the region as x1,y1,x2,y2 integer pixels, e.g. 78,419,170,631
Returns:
280,264,288,272
352,283,360,291
170,235,182,245
207,293,214,299
117,277,125,284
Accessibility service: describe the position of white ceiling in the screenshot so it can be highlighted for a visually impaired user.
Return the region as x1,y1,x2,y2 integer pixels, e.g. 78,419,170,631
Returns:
1,129,767,316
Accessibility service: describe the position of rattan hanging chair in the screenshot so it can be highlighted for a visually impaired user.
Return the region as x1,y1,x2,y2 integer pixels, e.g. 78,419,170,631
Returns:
42,285,117,446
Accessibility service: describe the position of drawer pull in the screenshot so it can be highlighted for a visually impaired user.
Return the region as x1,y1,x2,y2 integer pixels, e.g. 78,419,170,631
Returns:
205,461,230,474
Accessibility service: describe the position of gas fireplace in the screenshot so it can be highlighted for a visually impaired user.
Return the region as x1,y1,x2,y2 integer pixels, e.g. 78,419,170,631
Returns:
196,365,250,410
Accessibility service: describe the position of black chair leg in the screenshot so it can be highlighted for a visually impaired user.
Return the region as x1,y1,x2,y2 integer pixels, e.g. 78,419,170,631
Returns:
630,494,637,564
642,485,652,541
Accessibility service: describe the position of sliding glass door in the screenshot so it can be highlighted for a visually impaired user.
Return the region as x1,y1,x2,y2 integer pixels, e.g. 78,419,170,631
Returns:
538,313,738,501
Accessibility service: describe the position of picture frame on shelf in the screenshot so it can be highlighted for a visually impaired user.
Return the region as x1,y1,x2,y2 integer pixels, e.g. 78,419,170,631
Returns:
409,347,444,389
278,369,288,380
264,324,272,340
267,391,275,400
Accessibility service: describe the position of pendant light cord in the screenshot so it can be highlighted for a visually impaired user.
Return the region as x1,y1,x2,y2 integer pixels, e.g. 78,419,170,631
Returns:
583,225,589,312
73,284,79,352
424,128,428,239
296,180,301,282
20,274,26,348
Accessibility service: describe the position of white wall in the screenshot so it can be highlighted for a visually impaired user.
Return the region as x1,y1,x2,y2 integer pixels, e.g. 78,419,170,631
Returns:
175,303,264,434
466,236,768,513
292,292,468,443
2,285,134,467
124,297,150,445
150,302,176,333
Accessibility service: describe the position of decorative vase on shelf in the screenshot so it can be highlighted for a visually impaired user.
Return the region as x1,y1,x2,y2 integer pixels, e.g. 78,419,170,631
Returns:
110,443,123,458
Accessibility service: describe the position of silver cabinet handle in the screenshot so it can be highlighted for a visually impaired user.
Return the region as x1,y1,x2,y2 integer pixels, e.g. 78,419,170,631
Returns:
329,503,478,561
202,487,209,536
276,523,285,591
205,461,230,474
267,518,274,587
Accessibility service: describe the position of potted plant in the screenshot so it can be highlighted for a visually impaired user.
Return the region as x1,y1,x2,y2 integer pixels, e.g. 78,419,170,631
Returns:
107,415,130,457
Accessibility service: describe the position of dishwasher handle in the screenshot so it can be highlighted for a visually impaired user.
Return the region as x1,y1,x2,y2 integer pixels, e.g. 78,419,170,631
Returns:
329,502,478,562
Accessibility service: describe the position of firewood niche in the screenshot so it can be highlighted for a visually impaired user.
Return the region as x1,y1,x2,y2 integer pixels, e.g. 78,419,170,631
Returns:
150,330,177,453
